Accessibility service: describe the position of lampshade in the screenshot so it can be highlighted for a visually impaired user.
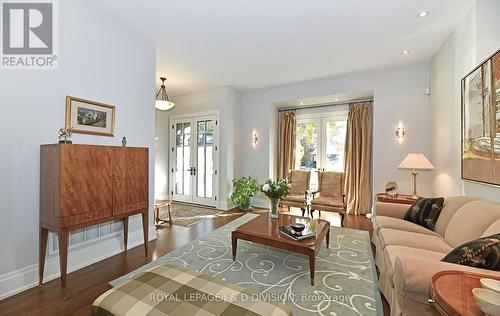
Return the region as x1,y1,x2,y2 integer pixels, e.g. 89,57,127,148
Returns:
398,153,435,170
155,77,175,111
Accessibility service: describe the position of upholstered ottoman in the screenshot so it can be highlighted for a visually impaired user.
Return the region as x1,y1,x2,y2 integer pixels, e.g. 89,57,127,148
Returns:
92,264,292,316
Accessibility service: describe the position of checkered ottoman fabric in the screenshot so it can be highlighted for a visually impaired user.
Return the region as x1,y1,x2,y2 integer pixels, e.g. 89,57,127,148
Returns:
92,264,292,316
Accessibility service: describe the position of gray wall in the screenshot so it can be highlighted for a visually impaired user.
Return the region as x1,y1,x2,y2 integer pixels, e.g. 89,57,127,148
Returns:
0,0,156,298
429,0,500,202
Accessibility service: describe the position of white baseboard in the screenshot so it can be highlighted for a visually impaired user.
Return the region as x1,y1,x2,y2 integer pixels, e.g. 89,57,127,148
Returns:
0,226,156,300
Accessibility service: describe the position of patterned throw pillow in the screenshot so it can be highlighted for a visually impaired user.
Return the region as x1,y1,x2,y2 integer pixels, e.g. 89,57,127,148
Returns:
404,197,444,230
442,234,500,271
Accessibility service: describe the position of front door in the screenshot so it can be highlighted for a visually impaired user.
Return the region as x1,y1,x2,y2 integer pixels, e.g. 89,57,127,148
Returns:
170,114,219,207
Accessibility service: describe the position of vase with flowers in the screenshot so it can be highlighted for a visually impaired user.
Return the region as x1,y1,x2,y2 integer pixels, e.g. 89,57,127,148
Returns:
261,179,291,219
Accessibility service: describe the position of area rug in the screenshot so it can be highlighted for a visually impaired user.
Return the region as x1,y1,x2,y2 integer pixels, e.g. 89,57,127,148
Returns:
112,214,382,316
158,202,222,227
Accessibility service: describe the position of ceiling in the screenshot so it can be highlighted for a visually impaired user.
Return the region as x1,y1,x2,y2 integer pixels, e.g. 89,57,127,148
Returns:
89,0,474,96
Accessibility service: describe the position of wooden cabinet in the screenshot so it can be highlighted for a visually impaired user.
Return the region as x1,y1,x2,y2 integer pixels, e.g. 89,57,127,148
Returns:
39,144,149,295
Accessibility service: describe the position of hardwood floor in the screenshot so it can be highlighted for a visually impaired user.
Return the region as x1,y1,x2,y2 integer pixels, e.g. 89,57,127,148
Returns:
0,207,386,316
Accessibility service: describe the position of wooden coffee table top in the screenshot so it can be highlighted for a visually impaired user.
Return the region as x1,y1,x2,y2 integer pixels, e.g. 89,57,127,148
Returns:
430,270,499,316
233,214,330,252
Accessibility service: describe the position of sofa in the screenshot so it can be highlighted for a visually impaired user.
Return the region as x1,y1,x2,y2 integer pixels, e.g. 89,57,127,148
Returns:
372,196,500,316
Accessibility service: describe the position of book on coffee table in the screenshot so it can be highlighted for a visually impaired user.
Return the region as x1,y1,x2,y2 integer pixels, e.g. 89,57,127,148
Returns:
279,224,316,241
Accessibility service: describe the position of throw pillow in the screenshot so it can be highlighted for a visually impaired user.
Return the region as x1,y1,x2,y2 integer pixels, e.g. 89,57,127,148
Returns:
403,197,444,230
442,234,500,271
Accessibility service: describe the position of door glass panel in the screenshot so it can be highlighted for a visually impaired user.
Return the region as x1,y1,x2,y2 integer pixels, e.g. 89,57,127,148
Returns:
295,121,319,170
325,120,348,171
196,120,214,198
175,122,191,195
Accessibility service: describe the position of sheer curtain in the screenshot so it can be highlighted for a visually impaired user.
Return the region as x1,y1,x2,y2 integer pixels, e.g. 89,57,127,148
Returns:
344,102,373,215
278,111,296,180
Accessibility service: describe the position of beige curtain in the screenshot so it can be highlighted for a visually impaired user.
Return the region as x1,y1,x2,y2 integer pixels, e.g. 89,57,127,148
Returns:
344,102,372,215
278,111,296,180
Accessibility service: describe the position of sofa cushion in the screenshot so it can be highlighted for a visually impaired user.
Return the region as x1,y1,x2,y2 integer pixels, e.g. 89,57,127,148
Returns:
374,216,441,237
483,219,500,237
404,197,444,230
379,228,453,253
386,245,448,268
433,196,477,235
442,233,500,271
445,200,500,248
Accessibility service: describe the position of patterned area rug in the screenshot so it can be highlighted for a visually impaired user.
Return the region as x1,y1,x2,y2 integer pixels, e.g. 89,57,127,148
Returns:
112,214,382,316
158,203,222,227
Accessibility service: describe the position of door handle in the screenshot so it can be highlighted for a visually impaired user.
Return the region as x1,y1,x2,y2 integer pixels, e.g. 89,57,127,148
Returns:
192,167,197,176
187,167,193,175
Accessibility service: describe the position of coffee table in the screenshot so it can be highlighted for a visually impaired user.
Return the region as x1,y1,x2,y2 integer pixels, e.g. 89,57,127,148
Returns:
231,214,330,286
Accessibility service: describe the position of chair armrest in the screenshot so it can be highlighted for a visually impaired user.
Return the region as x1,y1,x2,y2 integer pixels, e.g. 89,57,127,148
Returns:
375,202,409,219
393,256,500,304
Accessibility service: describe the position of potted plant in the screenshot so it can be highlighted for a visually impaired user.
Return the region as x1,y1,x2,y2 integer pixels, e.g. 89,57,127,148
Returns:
261,179,291,219
231,177,260,211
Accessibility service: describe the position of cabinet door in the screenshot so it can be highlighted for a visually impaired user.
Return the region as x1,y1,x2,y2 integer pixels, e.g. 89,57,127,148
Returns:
60,145,113,217
112,147,148,215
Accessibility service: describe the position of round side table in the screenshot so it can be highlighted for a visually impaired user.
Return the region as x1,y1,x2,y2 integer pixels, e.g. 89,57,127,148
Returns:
430,270,499,316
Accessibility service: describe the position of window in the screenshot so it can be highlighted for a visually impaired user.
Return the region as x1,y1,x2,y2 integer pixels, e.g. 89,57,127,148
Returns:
295,110,348,188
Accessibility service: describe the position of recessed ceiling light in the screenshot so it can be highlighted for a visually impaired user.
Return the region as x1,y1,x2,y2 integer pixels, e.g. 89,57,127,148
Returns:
300,101,304,105
401,50,410,55
334,98,339,102
417,11,430,18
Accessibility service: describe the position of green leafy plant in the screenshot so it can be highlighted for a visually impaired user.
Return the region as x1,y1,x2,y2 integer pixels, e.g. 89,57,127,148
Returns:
231,177,260,208
260,179,291,199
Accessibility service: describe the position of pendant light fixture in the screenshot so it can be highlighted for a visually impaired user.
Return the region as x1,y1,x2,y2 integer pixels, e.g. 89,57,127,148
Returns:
155,77,175,110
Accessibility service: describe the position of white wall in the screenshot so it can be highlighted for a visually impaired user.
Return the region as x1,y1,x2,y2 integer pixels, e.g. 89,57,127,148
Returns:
155,86,240,210
0,0,156,298
429,0,500,202
238,63,431,209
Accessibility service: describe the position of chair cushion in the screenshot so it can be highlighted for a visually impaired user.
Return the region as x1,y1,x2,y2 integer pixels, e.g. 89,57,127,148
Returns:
442,233,500,271
404,197,444,230
281,194,304,203
311,195,344,207
379,228,453,253
374,216,441,237
288,170,309,195
319,172,343,197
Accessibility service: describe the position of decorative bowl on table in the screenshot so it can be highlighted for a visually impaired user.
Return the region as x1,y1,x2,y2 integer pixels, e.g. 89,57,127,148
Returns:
481,278,500,294
472,288,500,316
291,223,305,234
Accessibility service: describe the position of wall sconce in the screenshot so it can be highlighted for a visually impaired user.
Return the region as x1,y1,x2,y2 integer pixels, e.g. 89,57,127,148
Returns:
396,126,405,142
252,130,258,147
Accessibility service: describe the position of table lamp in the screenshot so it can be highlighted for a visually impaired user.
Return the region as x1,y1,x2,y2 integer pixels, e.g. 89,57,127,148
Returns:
398,153,435,199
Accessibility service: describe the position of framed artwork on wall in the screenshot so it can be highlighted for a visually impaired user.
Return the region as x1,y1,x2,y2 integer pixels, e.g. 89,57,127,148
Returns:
461,48,500,186
65,96,116,136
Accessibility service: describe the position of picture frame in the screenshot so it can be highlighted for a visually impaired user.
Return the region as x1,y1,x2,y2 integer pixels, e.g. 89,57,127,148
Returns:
65,96,116,137
461,48,500,187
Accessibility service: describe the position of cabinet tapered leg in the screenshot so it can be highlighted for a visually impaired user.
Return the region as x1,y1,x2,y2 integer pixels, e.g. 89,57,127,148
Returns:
142,211,148,257
123,217,129,251
39,227,48,286
58,229,69,296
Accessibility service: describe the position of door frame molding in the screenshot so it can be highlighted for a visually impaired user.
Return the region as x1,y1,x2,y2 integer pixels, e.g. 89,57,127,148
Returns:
168,110,220,208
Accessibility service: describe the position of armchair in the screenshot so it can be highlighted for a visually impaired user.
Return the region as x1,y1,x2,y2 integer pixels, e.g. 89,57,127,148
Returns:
280,170,310,216
310,171,346,223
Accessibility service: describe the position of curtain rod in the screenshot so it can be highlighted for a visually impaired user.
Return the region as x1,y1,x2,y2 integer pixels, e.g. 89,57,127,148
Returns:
277,97,373,112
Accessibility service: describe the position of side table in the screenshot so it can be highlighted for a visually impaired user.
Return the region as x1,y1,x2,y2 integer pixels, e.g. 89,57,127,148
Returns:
376,193,417,205
430,270,499,316
154,200,173,226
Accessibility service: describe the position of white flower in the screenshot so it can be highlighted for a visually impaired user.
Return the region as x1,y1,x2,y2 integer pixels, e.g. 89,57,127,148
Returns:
262,184,271,192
